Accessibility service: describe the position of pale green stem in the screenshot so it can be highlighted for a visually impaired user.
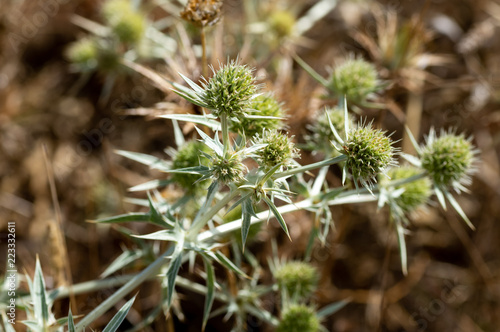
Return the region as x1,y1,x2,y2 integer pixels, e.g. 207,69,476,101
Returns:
220,113,230,156
75,247,173,331
274,154,347,179
197,173,427,242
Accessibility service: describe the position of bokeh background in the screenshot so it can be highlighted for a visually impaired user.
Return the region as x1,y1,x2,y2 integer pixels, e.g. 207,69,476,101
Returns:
1,0,500,331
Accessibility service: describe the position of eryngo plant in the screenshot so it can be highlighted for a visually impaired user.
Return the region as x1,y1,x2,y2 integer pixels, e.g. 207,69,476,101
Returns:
23,60,478,331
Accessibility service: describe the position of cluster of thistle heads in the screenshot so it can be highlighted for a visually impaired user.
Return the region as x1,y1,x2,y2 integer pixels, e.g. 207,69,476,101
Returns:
171,58,476,227
65,0,146,72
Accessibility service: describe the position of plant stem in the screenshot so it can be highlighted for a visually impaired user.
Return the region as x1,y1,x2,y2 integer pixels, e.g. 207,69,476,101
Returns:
201,25,208,78
74,247,173,331
187,189,240,240
274,154,347,179
220,113,230,156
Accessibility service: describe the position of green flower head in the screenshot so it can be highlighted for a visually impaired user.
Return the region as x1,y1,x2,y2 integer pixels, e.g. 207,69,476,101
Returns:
230,93,285,138
328,57,381,104
255,130,300,169
102,0,145,45
383,166,432,213
277,304,320,332
420,129,476,189
210,152,247,185
171,141,210,195
269,10,295,38
65,38,98,68
274,261,318,299
201,60,259,119
342,122,397,188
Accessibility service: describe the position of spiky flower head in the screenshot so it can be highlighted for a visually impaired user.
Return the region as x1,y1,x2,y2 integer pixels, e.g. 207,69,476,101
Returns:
102,0,145,44
201,61,259,119
230,93,285,138
210,152,246,185
255,130,300,169
65,38,98,68
171,141,210,195
328,58,381,104
383,166,432,213
274,261,318,299
420,129,475,189
306,106,355,155
342,122,397,188
277,304,320,332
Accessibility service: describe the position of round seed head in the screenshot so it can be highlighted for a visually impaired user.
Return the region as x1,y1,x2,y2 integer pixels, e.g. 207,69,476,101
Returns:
255,130,300,169
384,166,432,213
343,123,396,187
211,152,246,185
230,93,285,138
328,58,380,104
269,10,295,38
277,304,320,332
65,38,98,68
201,61,259,119
274,261,318,299
171,141,210,195
420,130,475,189
102,0,145,44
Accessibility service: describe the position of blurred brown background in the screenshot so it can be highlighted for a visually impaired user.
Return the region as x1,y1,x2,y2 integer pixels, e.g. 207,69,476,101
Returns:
1,0,500,331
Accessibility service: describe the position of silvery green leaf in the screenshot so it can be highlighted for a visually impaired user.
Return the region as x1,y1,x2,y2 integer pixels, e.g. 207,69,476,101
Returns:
399,152,422,167
100,249,146,278
178,72,205,94
102,295,136,332
129,179,173,192
201,255,215,331
158,114,221,131
444,190,475,230
95,213,151,224
171,119,185,147
133,230,179,242
33,257,50,327
405,126,422,155
343,96,350,139
194,126,224,156
209,251,249,279
116,150,171,172
166,253,183,309
434,186,447,210
68,310,75,332
262,196,291,241
241,198,258,250
326,109,345,145
317,299,349,318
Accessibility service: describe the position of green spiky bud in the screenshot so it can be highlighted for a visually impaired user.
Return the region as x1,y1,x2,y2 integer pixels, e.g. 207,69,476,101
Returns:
277,304,320,332
384,166,432,213
102,0,145,44
230,93,285,138
201,61,259,118
269,10,295,38
328,58,380,104
255,130,300,169
65,38,98,68
211,152,246,185
274,261,318,299
420,130,475,188
171,141,210,195
306,106,355,155
343,123,396,187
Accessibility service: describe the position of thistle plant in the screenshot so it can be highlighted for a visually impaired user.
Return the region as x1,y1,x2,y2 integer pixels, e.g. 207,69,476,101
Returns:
5,55,480,331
